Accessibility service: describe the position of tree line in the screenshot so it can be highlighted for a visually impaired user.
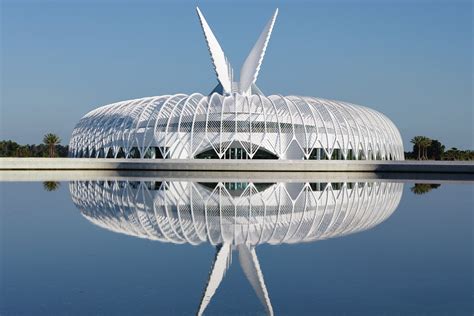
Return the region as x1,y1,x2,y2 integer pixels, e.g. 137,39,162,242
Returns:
405,136,473,161
410,183,441,195
0,134,67,158
0,133,472,160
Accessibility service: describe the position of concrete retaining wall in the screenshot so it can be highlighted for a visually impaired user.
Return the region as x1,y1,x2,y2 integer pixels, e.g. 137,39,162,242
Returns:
1,158,473,173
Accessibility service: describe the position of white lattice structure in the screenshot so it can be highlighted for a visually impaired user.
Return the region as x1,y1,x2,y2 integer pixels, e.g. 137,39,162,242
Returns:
70,180,403,246
69,8,404,161
69,179,403,315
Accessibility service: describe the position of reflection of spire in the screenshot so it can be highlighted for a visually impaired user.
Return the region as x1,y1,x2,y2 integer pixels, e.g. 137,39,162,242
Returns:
238,244,273,316
197,243,232,316
71,180,404,314
197,243,273,316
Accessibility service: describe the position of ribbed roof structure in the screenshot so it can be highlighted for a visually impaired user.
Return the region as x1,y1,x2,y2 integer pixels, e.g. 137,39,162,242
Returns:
69,7,404,161
69,179,403,316
70,180,403,246
69,94,404,160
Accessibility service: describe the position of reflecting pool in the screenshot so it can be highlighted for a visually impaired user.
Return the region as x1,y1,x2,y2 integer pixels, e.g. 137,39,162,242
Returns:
0,174,472,315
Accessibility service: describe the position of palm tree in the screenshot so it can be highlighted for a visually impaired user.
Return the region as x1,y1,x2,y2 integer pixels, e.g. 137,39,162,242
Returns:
410,183,440,195
43,133,61,157
410,136,424,160
43,181,60,191
410,183,432,194
419,137,432,160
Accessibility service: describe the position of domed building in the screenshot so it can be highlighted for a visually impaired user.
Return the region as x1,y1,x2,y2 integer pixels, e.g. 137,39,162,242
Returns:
69,8,404,161
70,180,403,247
69,178,403,316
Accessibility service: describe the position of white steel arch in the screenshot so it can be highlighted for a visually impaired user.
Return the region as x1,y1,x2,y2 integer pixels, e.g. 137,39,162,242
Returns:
70,94,404,160
69,179,403,316
69,7,404,161
70,180,403,246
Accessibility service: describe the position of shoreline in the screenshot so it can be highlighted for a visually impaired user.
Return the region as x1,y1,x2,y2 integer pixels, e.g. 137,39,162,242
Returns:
1,169,473,183
0,158,473,174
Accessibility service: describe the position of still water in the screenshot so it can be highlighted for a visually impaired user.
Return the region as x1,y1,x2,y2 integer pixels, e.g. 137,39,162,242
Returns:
0,174,472,315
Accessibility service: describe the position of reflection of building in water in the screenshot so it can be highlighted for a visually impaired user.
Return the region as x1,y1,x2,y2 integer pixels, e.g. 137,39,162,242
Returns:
70,180,403,315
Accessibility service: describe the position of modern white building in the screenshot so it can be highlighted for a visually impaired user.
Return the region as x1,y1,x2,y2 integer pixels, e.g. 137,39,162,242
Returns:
70,179,404,315
69,8,404,161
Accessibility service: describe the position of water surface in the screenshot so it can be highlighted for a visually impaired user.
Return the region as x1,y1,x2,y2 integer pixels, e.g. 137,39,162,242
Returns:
0,175,472,315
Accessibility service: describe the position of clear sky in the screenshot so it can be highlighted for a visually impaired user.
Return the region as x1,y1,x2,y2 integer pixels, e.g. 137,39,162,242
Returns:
1,0,472,150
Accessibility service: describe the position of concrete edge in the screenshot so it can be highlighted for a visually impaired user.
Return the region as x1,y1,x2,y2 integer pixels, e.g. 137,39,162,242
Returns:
1,158,473,174
1,170,474,183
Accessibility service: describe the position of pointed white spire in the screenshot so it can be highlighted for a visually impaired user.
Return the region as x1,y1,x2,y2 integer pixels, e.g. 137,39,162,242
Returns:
196,244,273,316
196,243,232,316
239,8,279,95
196,7,233,94
238,244,274,316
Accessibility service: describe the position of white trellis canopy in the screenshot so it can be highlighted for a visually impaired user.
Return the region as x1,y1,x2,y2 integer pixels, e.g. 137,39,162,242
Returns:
70,179,404,316
69,7,404,161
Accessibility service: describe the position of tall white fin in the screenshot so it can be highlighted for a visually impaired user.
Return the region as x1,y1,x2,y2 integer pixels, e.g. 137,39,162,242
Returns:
239,8,278,95
196,243,232,316
237,245,274,316
196,7,233,94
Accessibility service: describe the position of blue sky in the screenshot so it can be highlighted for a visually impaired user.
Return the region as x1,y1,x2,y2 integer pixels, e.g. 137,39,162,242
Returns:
1,0,472,149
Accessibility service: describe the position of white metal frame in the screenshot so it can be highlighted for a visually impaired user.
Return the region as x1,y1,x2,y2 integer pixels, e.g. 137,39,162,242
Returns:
70,180,403,316
69,7,404,161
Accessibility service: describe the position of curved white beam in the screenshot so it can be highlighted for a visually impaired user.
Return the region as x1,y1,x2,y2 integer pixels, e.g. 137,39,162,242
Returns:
238,244,274,316
196,7,233,94
197,243,232,316
239,9,279,95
